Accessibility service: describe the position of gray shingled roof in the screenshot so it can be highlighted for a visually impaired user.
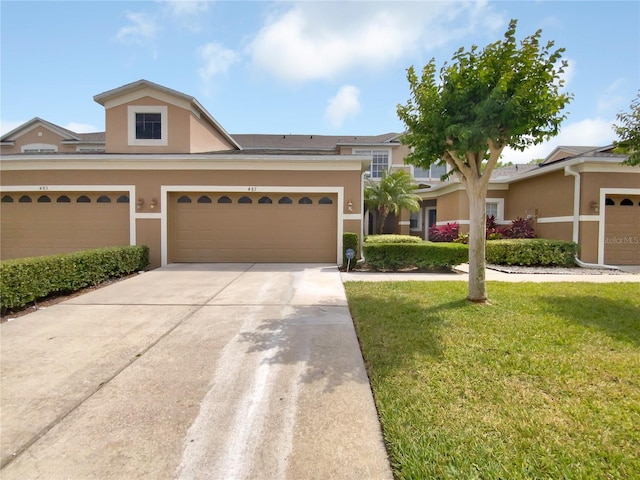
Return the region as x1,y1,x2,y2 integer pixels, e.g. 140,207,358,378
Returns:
231,133,400,150
490,164,538,179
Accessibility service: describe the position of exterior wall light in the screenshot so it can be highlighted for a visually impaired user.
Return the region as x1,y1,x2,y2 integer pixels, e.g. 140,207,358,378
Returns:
150,198,158,209
136,198,144,210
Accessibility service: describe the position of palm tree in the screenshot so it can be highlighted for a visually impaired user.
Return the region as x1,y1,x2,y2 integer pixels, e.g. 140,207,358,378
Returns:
364,170,421,234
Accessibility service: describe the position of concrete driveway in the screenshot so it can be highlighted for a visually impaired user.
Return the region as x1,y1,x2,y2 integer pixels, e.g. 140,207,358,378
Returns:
1,264,392,480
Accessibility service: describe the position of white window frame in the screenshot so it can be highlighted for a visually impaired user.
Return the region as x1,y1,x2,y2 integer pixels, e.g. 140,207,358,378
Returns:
128,105,168,147
21,143,58,153
355,149,391,179
410,210,422,231
486,198,505,222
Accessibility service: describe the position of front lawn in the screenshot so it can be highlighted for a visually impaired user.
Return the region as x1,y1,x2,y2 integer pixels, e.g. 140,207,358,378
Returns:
344,281,640,479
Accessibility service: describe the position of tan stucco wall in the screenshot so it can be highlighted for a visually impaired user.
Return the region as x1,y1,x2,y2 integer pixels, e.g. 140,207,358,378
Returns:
104,96,192,154
188,114,236,153
579,222,599,263
1,127,76,154
2,166,362,267
506,170,574,220
436,190,466,223
581,171,640,212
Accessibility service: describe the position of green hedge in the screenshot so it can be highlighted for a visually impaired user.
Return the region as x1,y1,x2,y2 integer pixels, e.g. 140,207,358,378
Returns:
343,232,359,271
363,242,469,271
485,239,579,267
0,245,149,311
364,234,422,244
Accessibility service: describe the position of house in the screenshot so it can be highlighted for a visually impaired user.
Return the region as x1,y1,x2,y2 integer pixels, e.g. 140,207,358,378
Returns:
0,80,374,268
411,146,640,266
2,79,638,267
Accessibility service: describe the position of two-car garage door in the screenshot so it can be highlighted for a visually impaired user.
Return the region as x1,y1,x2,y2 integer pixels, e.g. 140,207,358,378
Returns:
168,192,337,263
0,191,130,260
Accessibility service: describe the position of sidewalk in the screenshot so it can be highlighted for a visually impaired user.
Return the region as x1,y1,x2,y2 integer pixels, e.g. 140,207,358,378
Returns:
341,264,640,283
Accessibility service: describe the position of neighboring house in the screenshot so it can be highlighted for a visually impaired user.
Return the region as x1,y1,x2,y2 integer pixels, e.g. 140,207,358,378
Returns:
1,79,638,267
412,146,640,266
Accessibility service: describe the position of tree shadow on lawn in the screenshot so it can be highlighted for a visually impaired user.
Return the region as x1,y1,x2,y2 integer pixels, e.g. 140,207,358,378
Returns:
541,294,640,346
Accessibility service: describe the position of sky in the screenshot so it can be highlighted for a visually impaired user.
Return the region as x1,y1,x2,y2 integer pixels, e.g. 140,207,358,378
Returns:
1,0,639,163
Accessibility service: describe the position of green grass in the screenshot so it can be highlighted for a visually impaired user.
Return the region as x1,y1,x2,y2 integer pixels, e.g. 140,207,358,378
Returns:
344,281,640,480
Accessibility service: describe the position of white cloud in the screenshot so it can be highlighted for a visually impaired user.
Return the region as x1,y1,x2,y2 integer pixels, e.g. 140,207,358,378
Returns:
502,117,615,164
325,85,361,128
115,11,160,45
197,42,238,92
161,0,210,32
597,78,627,114
65,122,99,133
0,120,26,136
246,2,505,82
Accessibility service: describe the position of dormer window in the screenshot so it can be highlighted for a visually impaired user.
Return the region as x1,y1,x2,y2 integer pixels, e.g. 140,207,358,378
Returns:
136,113,161,139
128,105,168,146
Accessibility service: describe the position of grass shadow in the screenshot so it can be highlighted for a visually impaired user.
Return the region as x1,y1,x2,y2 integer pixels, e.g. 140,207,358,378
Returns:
541,294,640,346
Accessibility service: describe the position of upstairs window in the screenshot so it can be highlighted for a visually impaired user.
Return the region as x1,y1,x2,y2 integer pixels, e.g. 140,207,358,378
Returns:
128,105,168,146
136,113,162,140
355,149,390,179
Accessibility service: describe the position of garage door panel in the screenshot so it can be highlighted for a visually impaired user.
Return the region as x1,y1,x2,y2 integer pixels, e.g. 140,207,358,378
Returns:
169,193,337,263
604,195,640,265
0,193,130,260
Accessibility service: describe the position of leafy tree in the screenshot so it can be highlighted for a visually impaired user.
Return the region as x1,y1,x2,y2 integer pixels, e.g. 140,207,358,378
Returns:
613,91,640,165
364,170,421,234
397,19,571,302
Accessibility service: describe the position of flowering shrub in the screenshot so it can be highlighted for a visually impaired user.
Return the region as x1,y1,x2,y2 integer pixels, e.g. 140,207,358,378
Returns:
428,222,459,242
431,216,535,243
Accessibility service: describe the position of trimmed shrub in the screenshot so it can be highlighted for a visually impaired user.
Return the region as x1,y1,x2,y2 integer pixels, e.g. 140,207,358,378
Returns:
0,245,149,311
429,223,459,242
363,242,469,271
364,234,422,244
485,239,579,267
343,232,359,270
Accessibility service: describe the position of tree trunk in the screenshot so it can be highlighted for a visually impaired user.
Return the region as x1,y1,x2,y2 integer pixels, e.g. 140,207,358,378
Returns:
466,180,488,303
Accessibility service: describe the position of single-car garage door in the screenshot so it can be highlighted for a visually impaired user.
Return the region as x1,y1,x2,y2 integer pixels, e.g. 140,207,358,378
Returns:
168,192,337,263
0,192,130,260
604,195,640,265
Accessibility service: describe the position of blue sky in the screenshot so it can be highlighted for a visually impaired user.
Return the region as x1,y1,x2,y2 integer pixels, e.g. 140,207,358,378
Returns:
1,0,638,163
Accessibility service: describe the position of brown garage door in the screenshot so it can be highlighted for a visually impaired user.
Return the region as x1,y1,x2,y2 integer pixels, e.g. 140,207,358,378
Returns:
0,192,130,260
604,195,640,265
168,192,337,263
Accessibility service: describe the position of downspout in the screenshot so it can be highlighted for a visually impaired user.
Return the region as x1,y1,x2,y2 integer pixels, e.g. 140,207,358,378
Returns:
564,165,619,270
564,165,581,245
360,170,367,262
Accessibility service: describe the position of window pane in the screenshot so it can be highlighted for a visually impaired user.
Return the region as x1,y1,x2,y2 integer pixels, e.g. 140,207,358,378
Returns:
97,195,111,203
197,195,212,203
238,196,252,204
77,195,91,203
1,195,13,203
486,202,498,218
258,196,272,204
38,195,52,203
318,196,333,204
218,196,232,204
57,195,71,203
136,113,162,139
430,163,447,179
410,211,419,229
413,167,430,178
117,195,130,203
278,196,292,204
298,197,312,204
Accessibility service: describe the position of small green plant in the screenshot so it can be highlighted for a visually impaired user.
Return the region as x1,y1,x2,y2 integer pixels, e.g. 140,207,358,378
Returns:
364,234,422,244
342,232,359,271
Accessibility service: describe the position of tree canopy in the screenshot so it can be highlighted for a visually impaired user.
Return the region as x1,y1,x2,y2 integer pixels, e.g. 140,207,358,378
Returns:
613,91,640,166
364,170,420,234
397,19,571,302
